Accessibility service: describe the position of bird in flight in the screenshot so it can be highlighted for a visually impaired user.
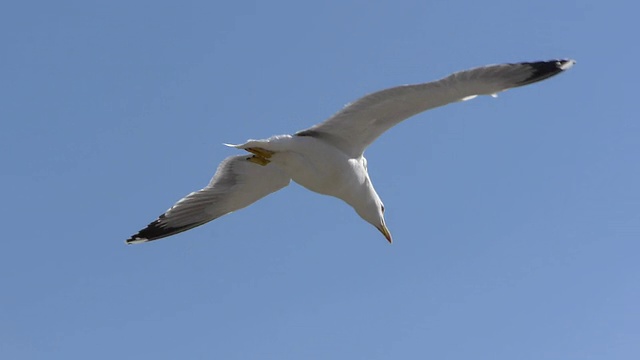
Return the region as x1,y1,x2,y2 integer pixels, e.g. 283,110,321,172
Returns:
127,59,575,245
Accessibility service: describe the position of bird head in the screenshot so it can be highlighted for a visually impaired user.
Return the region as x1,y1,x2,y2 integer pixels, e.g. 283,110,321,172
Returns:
354,195,392,244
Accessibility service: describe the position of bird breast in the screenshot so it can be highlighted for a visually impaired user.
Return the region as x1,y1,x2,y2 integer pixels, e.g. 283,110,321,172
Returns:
277,136,365,199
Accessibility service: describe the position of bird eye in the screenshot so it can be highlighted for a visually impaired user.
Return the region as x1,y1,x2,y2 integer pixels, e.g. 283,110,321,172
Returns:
381,205,385,213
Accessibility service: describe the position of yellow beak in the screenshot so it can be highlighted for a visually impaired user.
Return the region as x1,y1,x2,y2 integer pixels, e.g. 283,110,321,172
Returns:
377,224,393,244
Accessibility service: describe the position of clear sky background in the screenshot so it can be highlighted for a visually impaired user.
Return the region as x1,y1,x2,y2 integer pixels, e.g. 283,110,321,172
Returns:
1,1,638,359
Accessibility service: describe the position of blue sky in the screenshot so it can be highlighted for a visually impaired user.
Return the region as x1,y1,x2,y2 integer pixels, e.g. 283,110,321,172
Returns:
1,0,638,359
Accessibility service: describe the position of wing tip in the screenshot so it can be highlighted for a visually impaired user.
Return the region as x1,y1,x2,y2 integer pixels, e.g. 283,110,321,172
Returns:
125,216,172,244
125,236,149,245
558,59,576,70
517,59,576,86
125,214,211,245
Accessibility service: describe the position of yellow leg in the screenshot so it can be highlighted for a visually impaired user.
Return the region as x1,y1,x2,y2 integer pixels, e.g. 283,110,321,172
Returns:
246,147,274,159
247,155,270,166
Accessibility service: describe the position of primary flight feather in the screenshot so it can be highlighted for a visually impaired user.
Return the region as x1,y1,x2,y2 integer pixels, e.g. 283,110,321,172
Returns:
127,59,575,244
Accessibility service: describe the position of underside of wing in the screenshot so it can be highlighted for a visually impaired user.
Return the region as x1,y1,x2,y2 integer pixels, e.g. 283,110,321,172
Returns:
126,155,290,244
296,59,575,157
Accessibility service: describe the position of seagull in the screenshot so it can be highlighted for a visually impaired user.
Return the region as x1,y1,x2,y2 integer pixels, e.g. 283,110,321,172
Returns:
127,59,575,245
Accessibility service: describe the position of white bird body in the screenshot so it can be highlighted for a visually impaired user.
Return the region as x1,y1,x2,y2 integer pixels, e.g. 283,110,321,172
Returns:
229,135,386,236
127,59,575,245
230,135,369,200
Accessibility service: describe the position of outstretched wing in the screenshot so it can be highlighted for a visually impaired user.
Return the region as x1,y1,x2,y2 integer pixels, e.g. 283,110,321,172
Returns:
126,155,290,244
296,59,575,157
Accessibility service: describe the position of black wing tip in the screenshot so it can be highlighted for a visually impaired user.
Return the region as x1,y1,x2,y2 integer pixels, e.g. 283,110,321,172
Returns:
125,214,175,244
125,237,148,245
125,219,164,244
125,215,208,245
517,59,576,87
